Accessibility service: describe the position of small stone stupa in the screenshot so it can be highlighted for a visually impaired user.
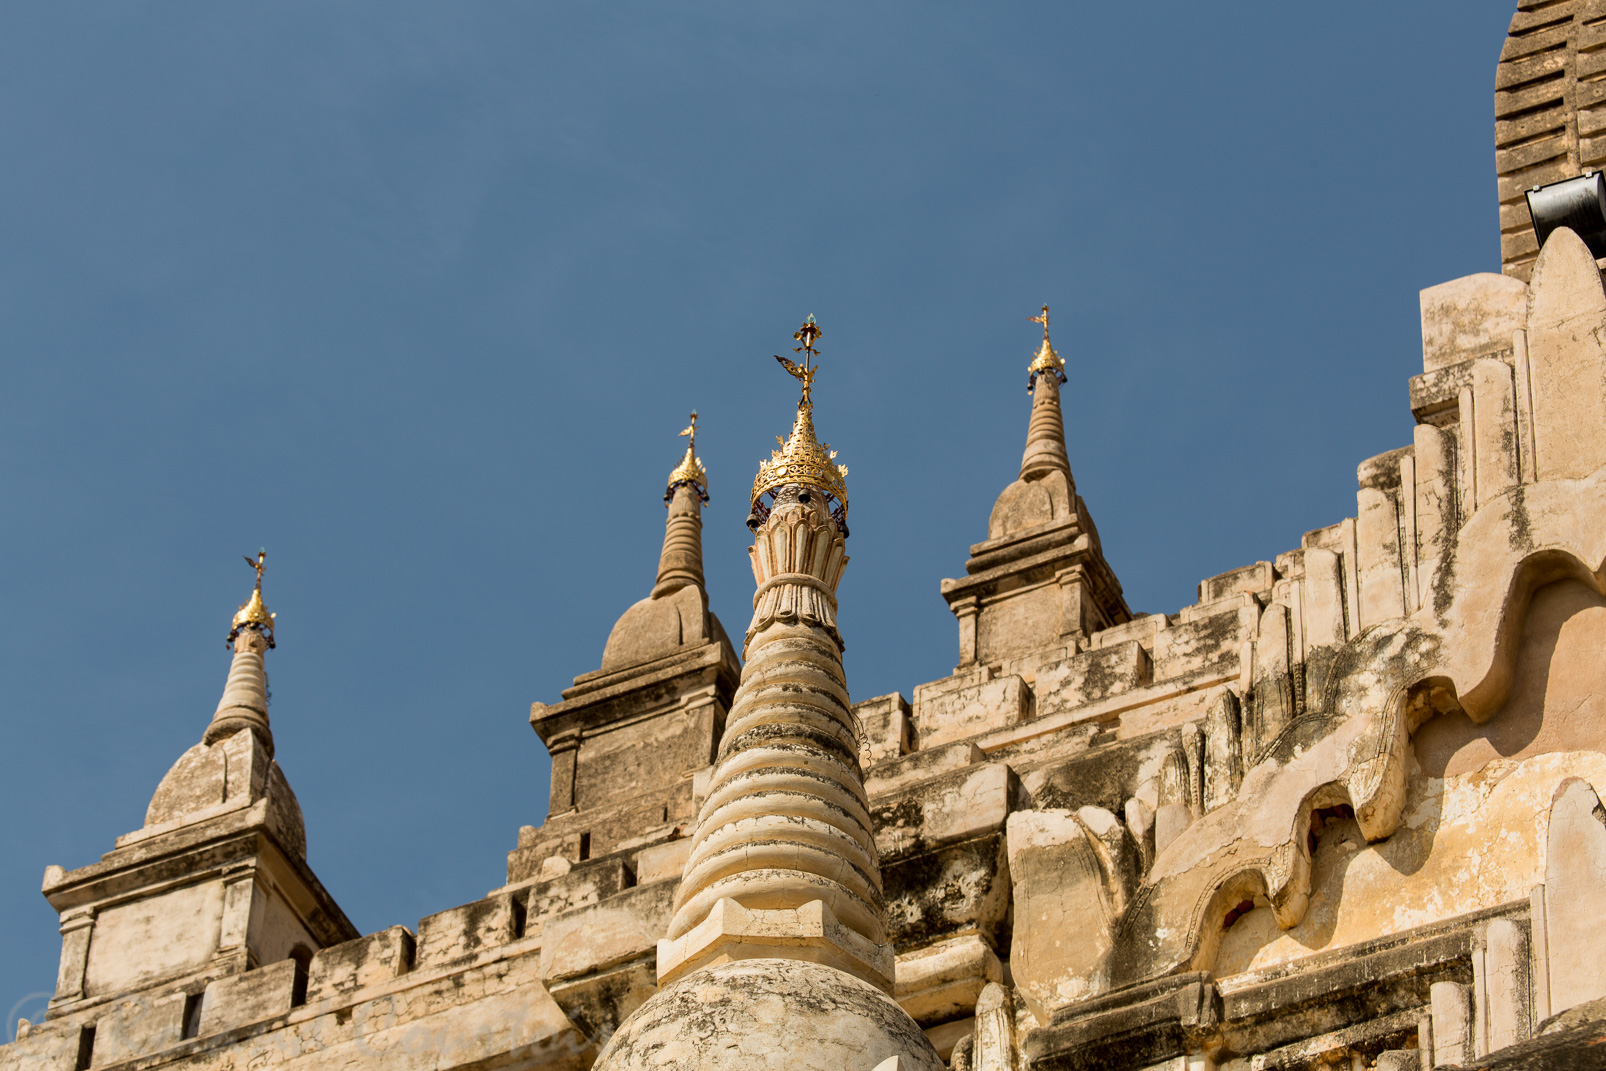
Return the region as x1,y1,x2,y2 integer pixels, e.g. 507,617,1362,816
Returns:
41,554,355,1022
940,305,1129,667
593,318,943,1071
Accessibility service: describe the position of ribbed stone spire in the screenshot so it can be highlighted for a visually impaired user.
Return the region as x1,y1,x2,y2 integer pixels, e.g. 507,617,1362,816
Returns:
652,484,706,595
204,552,276,756
1020,303,1073,481
657,317,893,991
653,412,708,596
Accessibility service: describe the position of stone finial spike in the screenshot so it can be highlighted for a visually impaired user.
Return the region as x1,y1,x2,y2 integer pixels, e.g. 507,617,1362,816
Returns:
1019,369,1073,481
653,480,707,595
654,412,710,596
1020,306,1072,481
206,555,276,756
204,622,273,757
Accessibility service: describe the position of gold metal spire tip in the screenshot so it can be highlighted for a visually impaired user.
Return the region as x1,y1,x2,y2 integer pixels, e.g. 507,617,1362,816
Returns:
666,410,710,503
1027,303,1066,390
1029,304,1051,342
228,550,277,649
775,313,821,409
752,316,848,528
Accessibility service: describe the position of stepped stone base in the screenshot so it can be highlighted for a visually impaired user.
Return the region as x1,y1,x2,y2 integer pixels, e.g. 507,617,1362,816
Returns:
656,897,895,992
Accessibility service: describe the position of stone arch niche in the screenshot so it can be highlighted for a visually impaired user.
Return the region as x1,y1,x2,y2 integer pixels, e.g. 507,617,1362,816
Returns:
1212,573,1606,979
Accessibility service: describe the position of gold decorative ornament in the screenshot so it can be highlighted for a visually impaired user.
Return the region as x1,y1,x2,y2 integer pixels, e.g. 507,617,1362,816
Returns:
751,315,849,528
1027,304,1067,390
666,410,710,504
229,550,277,648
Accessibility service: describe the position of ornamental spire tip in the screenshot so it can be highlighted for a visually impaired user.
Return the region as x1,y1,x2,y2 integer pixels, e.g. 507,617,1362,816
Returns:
1027,303,1066,390
228,550,276,649
666,410,709,503
751,316,848,529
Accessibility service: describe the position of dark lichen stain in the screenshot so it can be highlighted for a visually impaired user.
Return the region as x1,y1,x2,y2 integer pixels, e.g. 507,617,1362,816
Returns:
1507,484,1534,556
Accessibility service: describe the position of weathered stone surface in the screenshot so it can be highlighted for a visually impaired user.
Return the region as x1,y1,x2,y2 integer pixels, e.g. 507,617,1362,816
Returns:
198,959,296,1036
1034,642,1151,721
1213,752,1606,979
1542,778,1606,1016
1006,808,1136,1018
1481,917,1532,1053
881,833,1010,953
525,857,637,928
865,740,984,798
305,925,414,1004
1525,227,1606,482
857,693,913,766
911,672,1027,750
83,880,227,997
1420,272,1528,371
1414,580,1606,779
542,881,676,984
1433,980,1474,1067
547,960,657,1058
416,894,518,968
1198,562,1276,606
1151,606,1251,682
893,933,1002,1026
658,896,894,990
634,837,691,886
592,959,945,1070
873,763,1021,862
139,723,305,858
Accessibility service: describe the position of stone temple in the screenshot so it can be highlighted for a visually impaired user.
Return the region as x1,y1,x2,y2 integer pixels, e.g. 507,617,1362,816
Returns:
9,6,1606,1069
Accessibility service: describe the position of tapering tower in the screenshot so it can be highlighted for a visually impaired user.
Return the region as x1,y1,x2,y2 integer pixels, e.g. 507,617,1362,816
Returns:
515,415,740,884
941,306,1130,667
594,319,942,1071
654,411,709,594
205,551,277,753
42,555,353,1024
1019,304,1072,480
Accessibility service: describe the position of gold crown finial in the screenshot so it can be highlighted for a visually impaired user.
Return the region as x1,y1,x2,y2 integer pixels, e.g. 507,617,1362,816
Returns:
1027,303,1066,390
666,410,709,503
228,550,276,648
751,316,849,529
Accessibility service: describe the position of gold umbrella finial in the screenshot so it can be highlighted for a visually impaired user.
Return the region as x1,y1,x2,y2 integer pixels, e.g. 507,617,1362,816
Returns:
1027,303,1066,390
667,410,709,503
228,550,277,648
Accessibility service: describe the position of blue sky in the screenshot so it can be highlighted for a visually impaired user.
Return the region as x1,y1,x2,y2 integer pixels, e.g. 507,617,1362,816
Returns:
0,2,1515,1025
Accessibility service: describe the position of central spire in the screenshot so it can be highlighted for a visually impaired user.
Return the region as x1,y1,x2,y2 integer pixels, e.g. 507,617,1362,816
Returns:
587,319,942,1070
657,315,890,989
